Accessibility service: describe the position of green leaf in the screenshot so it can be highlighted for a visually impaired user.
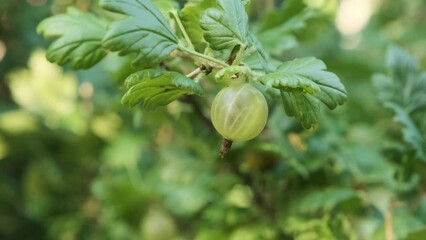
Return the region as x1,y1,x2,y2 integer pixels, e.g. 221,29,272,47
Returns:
247,33,270,72
100,0,178,68
259,0,307,30
373,46,419,109
387,103,425,160
260,57,346,128
386,45,418,79
121,70,203,109
261,57,347,103
281,91,320,129
299,188,358,213
200,0,250,50
37,7,108,69
258,10,317,56
152,0,179,15
372,74,397,106
181,0,217,52
373,46,426,161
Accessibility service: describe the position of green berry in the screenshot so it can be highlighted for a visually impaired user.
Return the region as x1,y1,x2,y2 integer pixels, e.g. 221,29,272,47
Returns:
211,83,268,141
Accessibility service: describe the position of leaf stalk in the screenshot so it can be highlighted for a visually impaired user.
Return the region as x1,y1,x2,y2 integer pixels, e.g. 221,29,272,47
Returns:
171,10,195,51
178,45,228,68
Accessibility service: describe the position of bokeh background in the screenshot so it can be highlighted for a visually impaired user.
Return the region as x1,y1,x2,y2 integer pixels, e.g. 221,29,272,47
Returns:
1,0,426,239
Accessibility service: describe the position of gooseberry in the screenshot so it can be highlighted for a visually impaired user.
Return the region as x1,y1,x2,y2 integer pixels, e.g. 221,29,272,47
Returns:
211,83,268,141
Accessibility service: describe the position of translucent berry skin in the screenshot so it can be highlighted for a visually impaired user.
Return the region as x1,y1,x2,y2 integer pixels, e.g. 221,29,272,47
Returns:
211,83,268,141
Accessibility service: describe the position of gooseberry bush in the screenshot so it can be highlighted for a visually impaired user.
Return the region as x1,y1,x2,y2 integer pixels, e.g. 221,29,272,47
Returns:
37,0,346,156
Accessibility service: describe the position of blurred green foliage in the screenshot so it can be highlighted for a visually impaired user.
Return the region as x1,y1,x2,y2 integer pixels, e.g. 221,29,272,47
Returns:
0,0,426,239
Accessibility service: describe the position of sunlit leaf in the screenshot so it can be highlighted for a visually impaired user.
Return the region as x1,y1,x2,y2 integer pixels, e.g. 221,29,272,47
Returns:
7,50,78,123
37,7,108,69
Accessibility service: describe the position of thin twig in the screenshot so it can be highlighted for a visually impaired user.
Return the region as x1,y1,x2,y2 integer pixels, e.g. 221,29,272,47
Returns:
186,65,211,79
186,66,203,79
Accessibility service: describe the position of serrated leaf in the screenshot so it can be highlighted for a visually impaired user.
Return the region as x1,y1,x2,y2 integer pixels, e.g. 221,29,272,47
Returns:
386,103,425,160
374,48,426,112
386,45,418,79
261,57,347,106
181,0,217,52
200,0,250,50
372,74,396,105
37,7,108,69
373,46,426,160
122,69,203,109
100,0,178,68
281,91,320,129
374,46,420,109
264,58,346,128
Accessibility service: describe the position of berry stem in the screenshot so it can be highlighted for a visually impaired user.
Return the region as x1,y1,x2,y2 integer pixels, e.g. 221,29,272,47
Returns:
219,139,233,158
